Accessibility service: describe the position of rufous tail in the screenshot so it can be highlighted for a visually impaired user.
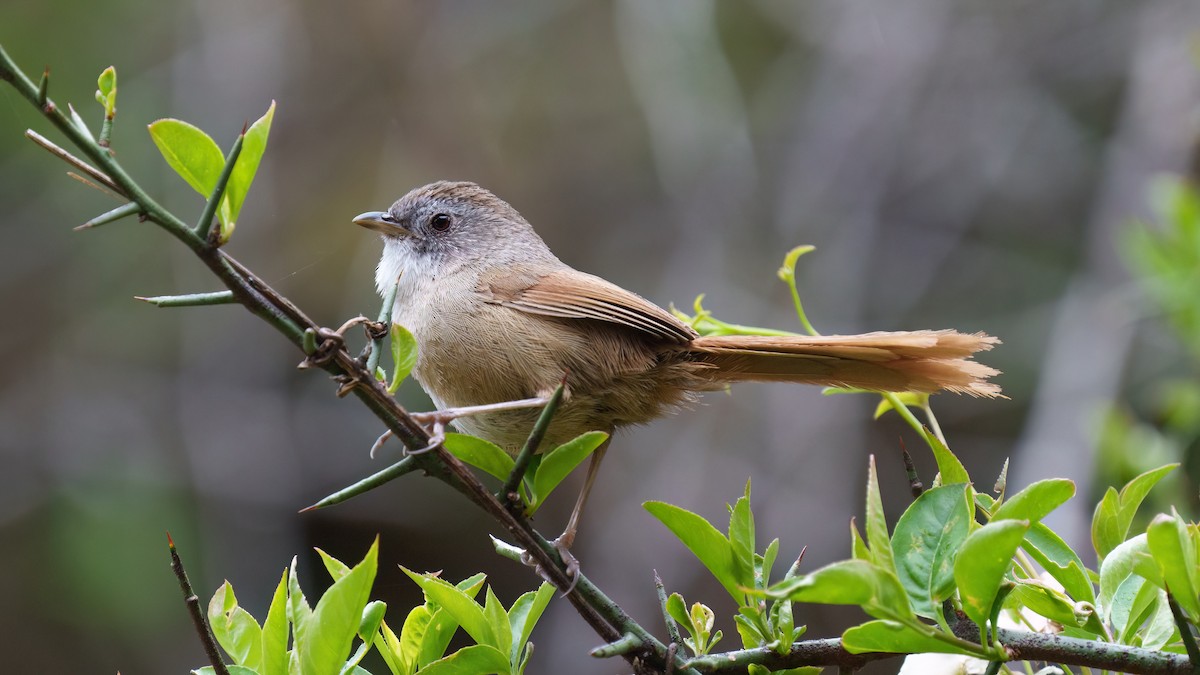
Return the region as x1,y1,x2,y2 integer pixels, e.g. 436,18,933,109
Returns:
688,330,1002,397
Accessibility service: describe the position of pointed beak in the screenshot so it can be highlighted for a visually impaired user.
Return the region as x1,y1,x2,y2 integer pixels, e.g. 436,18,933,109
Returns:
353,210,411,237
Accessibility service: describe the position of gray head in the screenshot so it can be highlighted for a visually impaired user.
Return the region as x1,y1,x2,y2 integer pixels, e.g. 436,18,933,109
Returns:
354,182,557,280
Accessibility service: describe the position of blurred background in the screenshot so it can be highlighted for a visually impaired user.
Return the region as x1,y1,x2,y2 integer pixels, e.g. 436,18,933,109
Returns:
4,1,1200,673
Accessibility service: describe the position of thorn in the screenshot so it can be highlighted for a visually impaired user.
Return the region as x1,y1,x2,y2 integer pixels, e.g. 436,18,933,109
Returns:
166,531,176,549
241,120,249,135
37,66,48,107
298,503,318,514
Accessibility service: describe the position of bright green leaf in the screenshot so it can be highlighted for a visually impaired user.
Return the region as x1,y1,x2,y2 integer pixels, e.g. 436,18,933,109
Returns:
842,620,977,655
300,537,379,675
417,644,510,675
287,556,312,655
1099,534,1161,621
729,480,756,591
953,519,1029,628
991,479,1075,524
666,593,690,632
95,65,116,116
219,100,275,241
1146,511,1200,619
927,433,970,487
208,581,263,669
1022,522,1096,604
388,323,418,394
316,548,352,580
764,559,912,620
645,501,738,600
401,567,492,647
191,666,259,675
443,434,515,482
1007,580,1087,629
260,568,289,675
892,483,971,618
359,600,386,646
1092,487,1123,561
507,582,553,666
148,119,224,197
850,518,870,561
865,456,898,577
529,431,607,514
483,586,511,657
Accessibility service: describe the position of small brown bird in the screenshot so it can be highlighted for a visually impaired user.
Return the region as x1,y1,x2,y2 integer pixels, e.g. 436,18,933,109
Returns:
355,181,1000,554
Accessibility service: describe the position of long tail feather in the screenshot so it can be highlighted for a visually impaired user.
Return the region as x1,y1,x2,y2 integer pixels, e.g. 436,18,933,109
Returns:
687,330,1002,397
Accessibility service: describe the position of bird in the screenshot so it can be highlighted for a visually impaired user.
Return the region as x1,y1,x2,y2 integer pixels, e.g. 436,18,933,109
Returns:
354,180,1000,560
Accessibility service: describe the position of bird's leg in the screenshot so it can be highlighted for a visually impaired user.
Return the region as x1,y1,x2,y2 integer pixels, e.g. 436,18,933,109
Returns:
552,435,612,585
371,396,554,456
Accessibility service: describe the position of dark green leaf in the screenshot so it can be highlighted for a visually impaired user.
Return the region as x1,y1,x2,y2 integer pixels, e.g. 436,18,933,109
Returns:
953,519,1028,628
892,484,971,619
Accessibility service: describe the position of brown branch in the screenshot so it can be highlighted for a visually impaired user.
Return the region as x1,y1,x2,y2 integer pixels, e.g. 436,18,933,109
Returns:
167,533,230,675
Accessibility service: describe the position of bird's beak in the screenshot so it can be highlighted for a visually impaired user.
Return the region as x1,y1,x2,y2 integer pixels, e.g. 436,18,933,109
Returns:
353,210,411,237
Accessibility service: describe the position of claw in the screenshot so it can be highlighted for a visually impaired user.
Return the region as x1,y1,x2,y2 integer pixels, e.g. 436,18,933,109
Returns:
369,429,393,458
552,533,582,595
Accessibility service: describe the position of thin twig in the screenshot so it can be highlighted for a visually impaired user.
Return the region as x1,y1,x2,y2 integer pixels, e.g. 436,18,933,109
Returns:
1167,593,1200,673
502,379,566,505
167,533,230,675
25,129,127,197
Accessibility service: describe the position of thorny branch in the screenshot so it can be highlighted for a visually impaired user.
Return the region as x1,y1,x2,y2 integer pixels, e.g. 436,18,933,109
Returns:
3,44,1197,675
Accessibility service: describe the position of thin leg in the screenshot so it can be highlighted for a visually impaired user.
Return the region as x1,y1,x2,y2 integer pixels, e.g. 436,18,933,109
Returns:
553,435,612,583
373,395,553,456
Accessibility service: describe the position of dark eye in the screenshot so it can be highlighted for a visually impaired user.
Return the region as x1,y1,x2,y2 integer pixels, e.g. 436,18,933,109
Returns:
430,213,452,232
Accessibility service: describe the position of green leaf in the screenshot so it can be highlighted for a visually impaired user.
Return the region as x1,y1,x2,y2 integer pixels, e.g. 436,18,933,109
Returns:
507,583,553,666
1007,579,1087,629
529,431,607,514
376,619,407,675
219,100,275,241
645,501,738,600
1111,573,1150,641
399,604,433,671
483,586,511,657
388,323,419,394
443,434,515,482
891,483,971,619
95,65,116,116
260,569,289,675
401,567,492,647
191,666,259,675
208,581,264,669
865,456,897,576
759,538,780,588
842,620,976,655
287,556,312,654
953,519,1029,628
1146,511,1200,619
300,538,379,675
666,593,690,632
1095,464,1179,560
148,119,225,197
316,548,352,580
776,245,815,282
359,600,386,646
1092,487,1123,561
417,644,510,675
927,433,970,487
729,480,756,591
764,559,912,620
850,518,870,561
1099,533,1163,623
990,479,1075,524
1022,522,1096,604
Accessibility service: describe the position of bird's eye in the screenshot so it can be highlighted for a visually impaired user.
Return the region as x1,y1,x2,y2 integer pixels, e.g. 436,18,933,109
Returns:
430,213,452,232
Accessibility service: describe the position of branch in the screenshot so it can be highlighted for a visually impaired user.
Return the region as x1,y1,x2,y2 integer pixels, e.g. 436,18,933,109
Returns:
167,533,229,675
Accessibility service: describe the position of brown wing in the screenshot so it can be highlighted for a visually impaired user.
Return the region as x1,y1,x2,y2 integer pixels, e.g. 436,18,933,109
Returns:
481,267,697,344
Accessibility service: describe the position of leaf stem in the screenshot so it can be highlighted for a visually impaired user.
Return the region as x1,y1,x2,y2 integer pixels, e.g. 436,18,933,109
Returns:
1168,593,1200,673
502,381,566,504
